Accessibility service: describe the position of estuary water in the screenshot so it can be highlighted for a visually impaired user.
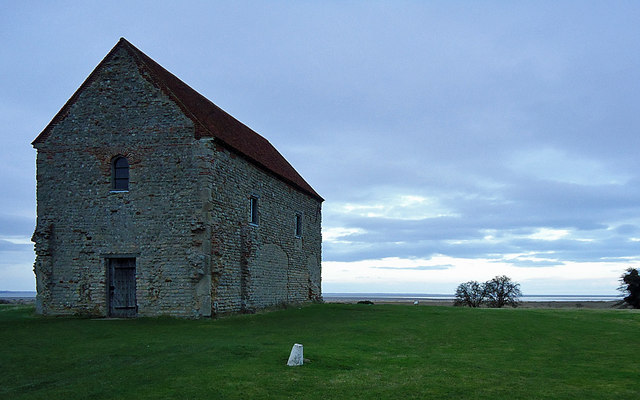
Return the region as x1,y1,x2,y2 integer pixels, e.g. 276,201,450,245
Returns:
0,291,36,298
323,293,622,302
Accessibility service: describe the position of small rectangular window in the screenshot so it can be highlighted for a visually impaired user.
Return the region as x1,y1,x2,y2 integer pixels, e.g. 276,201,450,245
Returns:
250,196,259,225
295,213,303,237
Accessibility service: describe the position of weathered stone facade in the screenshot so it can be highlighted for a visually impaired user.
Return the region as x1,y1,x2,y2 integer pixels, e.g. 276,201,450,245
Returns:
32,39,322,318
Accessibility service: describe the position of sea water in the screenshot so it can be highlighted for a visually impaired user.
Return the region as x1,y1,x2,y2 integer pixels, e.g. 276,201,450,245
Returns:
323,293,621,302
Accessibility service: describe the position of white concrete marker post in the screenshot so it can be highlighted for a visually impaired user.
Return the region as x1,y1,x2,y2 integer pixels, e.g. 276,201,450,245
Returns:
287,343,304,366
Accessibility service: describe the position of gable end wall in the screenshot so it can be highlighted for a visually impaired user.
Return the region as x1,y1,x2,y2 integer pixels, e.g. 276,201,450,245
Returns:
33,46,208,317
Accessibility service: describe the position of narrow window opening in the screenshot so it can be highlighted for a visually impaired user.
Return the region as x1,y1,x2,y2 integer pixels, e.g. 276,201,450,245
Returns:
295,213,303,237
250,196,259,225
112,156,129,191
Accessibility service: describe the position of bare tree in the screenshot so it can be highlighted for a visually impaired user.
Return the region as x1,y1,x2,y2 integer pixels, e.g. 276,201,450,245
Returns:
619,268,640,309
454,281,486,307
484,276,521,308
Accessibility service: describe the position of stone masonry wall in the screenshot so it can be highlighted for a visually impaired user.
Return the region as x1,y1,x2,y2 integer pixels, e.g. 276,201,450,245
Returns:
201,141,322,314
33,47,207,317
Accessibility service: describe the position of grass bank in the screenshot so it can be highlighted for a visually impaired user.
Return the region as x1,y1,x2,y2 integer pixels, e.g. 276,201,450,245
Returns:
1,303,639,399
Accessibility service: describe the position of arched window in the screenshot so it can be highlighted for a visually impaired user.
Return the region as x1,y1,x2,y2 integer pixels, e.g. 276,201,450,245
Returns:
112,156,129,191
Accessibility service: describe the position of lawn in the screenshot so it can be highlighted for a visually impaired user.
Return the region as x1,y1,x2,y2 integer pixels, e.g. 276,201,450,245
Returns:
1,303,639,399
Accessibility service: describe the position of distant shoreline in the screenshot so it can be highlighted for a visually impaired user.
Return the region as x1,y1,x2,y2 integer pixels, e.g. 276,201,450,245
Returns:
323,292,620,300
0,291,36,304
0,291,36,296
323,294,622,309
324,299,619,309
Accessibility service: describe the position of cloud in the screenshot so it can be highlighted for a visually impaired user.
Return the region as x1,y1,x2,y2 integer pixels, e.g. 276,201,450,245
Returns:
509,148,631,186
373,265,453,271
322,178,640,269
500,259,563,269
0,239,32,249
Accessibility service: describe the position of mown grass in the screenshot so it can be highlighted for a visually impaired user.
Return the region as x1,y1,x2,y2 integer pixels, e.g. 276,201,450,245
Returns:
1,303,639,399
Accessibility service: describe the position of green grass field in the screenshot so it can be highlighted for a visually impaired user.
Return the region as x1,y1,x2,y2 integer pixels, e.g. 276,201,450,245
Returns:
2,303,639,399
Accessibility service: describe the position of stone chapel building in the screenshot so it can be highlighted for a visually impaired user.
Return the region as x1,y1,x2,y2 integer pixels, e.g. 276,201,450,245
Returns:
32,38,323,318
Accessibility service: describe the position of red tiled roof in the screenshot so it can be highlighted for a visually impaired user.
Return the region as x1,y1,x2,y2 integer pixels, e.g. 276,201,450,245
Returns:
33,38,323,202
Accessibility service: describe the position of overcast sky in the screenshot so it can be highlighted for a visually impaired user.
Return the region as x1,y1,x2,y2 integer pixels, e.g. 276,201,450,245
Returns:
2,1,639,294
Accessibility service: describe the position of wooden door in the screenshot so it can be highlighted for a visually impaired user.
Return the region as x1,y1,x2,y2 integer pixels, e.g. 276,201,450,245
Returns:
108,258,137,317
